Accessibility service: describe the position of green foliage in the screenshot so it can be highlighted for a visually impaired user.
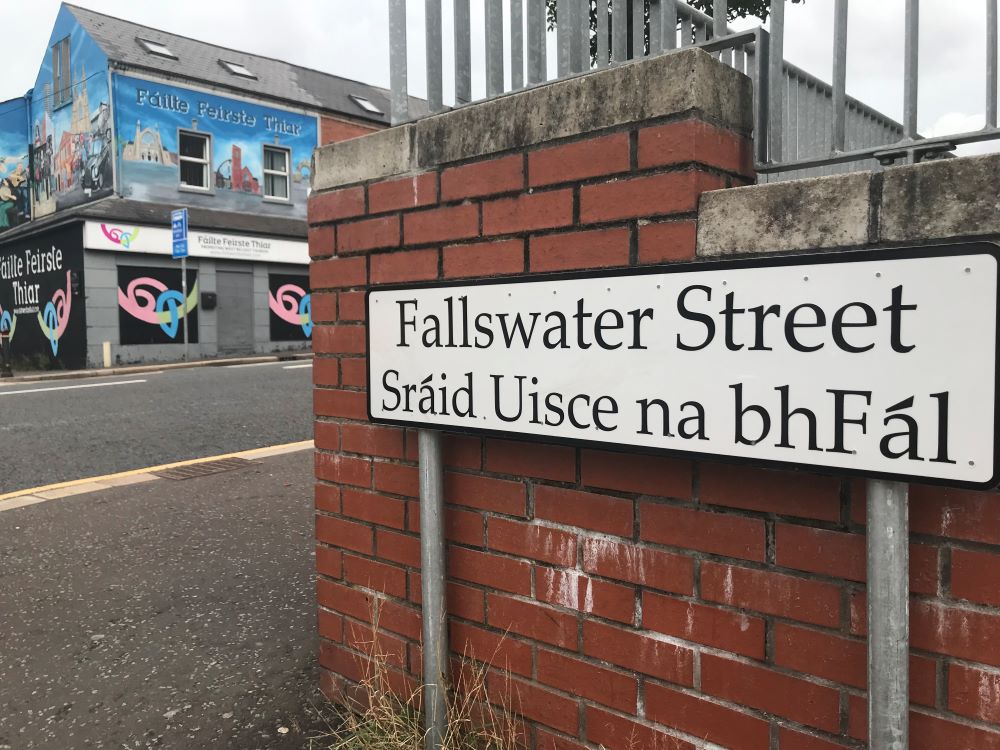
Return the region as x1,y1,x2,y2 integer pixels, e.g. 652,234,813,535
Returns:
545,0,804,64
546,0,805,25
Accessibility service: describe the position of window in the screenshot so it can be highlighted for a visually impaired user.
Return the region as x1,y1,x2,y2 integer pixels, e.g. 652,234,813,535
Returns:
178,131,211,190
51,37,71,108
220,60,256,79
349,95,383,115
262,146,290,200
137,38,177,60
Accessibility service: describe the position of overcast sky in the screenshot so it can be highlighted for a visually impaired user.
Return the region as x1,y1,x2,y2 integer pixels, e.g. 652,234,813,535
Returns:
5,0,997,155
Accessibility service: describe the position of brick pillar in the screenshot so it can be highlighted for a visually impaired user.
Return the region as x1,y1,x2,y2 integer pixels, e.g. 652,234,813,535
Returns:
300,47,927,750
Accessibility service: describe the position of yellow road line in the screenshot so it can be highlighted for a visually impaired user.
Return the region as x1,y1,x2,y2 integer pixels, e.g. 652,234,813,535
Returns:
0,440,314,503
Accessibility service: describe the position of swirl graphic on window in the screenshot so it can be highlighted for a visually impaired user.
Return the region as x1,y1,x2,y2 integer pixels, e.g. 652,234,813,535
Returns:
36,271,72,356
118,277,199,339
101,224,141,249
0,306,15,343
269,283,312,337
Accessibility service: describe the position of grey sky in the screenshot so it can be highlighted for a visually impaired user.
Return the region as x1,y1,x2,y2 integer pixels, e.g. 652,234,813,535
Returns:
4,1,997,155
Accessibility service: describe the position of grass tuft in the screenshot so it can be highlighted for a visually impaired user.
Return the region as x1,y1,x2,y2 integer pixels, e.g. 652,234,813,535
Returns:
309,609,522,750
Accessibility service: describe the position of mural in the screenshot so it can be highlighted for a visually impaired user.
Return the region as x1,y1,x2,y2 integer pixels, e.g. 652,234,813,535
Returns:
0,227,86,369
30,6,112,218
268,274,311,341
0,97,31,230
118,266,199,345
113,75,318,218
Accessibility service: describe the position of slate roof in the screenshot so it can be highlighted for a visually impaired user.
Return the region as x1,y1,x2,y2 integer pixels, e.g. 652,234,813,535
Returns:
66,4,428,125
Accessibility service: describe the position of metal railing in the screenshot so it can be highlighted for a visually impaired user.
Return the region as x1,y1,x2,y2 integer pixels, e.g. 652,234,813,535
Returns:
388,0,1000,181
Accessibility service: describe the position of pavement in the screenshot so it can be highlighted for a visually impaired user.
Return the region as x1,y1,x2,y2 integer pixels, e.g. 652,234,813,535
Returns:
0,360,315,494
0,447,333,750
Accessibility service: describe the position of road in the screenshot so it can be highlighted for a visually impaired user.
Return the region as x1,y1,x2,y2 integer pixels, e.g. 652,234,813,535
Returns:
0,450,328,749
1,362,314,494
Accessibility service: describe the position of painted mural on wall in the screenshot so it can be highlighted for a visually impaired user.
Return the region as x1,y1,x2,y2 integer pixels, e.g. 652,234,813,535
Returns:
0,97,31,230
118,266,199,345
30,6,112,219
0,227,86,369
114,75,318,218
268,274,311,341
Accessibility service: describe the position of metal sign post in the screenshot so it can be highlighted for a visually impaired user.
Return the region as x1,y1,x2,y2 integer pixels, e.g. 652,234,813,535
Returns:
868,479,910,750
171,209,190,362
418,429,447,750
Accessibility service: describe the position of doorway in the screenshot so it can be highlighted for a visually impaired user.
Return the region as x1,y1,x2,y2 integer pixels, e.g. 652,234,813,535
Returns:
216,269,254,355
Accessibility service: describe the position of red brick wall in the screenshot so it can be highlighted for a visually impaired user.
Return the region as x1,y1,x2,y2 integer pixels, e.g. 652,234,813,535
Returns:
308,112,1000,749
320,114,382,145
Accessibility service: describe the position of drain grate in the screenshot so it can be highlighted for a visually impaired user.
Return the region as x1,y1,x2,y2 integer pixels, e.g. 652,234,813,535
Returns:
153,457,259,480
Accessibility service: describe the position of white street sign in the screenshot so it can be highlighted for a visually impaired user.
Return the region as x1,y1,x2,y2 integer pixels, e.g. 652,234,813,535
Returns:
367,246,999,488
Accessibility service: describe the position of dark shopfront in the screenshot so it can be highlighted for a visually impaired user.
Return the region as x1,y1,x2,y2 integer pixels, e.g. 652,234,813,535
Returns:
0,225,86,370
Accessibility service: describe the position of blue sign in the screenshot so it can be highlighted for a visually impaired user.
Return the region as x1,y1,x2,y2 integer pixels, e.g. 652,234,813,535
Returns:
171,208,188,259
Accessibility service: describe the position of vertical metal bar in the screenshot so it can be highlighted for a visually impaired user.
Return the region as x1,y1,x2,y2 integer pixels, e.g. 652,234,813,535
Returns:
649,0,662,55
426,0,443,112
597,0,611,67
788,70,799,161
767,0,785,163
389,0,409,125
454,0,472,104
681,14,691,47
734,44,744,72
181,255,188,361
527,0,546,84
511,0,525,88
714,0,730,65
662,0,677,50
868,479,910,750
988,0,998,127
849,105,861,157
832,0,848,151
903,0,919,139
420,429,448,750
632,0,645,58
752,27,770,164
582,0,593,70
558,0,571,75
570,0,588,72
805,80,818,159
612,0,628,62
485,0,505,96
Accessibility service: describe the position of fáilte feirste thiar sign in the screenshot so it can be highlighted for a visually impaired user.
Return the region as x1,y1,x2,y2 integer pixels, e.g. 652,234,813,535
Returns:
366,246,999,489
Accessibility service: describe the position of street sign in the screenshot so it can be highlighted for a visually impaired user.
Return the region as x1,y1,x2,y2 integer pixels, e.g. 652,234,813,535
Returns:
171,208,188,259
171,208,190,360
366,245,1000,489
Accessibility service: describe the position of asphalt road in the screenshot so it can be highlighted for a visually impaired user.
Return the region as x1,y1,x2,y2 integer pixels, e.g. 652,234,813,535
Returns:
1,362,314,494
0,451,330,750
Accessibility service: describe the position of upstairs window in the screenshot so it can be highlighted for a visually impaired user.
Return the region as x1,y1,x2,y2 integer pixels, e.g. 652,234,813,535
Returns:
349,95,383,115
179,131,211,191
263,146,290,201
220,60,256,79
51,37,71,108
137,38,177,60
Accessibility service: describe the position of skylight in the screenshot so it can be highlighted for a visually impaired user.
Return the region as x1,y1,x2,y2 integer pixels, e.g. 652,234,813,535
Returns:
350,95,384,115
220,60,257,79
137,38,177,60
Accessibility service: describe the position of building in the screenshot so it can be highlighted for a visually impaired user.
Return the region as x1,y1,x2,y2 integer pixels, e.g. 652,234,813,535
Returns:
0,4,421,369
